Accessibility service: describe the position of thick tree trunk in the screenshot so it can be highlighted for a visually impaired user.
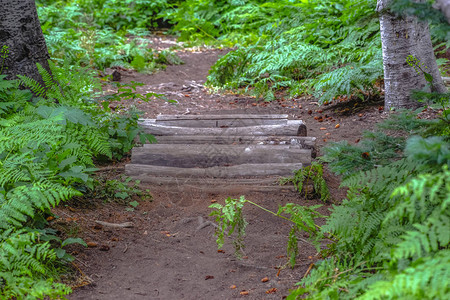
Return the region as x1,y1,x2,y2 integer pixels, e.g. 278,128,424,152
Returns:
0,0,50,82
377,0,447,110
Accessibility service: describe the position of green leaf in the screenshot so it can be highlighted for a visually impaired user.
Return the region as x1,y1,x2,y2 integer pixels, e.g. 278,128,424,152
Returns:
62,237,87,247
423,71,433,84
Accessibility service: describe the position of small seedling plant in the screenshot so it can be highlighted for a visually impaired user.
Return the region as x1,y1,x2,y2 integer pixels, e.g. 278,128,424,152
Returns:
280,162,330,202
210,196,326,267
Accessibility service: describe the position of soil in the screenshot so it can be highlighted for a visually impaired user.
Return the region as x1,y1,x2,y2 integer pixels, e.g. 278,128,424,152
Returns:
60,37,389,300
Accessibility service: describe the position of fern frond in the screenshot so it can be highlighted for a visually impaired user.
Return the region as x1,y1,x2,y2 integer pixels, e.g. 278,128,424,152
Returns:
17,75,47,98
360,251,450,300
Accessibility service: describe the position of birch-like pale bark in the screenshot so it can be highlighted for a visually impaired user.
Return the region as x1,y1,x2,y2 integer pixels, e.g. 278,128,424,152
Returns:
0,0,50,82
434,0,450,23
377,0,447,110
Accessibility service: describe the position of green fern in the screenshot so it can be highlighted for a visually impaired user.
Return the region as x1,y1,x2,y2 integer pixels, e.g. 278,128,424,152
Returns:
360,250,450,300
210,196,325,267
0,60,150,297
280,162,330,202
291,110,449,299
206,0,383,102
0,229,72,299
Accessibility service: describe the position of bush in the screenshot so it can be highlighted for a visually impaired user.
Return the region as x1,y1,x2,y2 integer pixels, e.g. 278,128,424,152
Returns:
37,0,182,71
0,61,154,298
206,0,384,102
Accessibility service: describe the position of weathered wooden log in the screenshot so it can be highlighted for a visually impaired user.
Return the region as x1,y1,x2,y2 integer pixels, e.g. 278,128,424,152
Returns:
153,135,316,146
139,119,307,136
155,114,288,127
136,178,299,193
131,144,312,167
125,163,303,178
131,177,282,186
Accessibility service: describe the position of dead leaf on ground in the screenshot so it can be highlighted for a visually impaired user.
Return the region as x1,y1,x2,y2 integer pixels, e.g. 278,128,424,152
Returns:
86,242,98,248
335,124,340,128
99,245,110,251
240,291,249,296
320,127,327,130
266,288,277,294
205,275,214,280
230,285,237,289
210,199,217,203
261,277,269,283
218,249,225,253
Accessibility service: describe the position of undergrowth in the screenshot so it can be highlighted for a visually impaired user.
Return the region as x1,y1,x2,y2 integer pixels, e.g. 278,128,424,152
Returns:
206,0,384,102
211,105,449,298
280,162,330,202
36,0,183,71
0,61,154,298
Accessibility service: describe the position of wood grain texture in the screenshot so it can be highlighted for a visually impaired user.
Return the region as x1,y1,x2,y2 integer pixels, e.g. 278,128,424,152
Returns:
125,163,303,178
139,119,307,136
131,144,312,167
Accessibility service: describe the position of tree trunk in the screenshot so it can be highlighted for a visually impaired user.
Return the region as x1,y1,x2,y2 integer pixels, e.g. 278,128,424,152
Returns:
377,0,447,110
0,0,50,83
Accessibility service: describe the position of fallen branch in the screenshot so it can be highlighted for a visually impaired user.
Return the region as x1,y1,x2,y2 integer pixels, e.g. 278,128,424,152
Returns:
95,220,134,228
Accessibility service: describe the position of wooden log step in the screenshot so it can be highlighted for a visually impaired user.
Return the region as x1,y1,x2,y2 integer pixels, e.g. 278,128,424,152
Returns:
155,114,288,127
135,177,283,186
125,163,303,178
139,119,307,136
131,177,298,192
131,144,312,168
154,135,316,146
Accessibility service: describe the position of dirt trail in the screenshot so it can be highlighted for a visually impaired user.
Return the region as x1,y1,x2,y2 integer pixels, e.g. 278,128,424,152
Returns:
65,39,385,299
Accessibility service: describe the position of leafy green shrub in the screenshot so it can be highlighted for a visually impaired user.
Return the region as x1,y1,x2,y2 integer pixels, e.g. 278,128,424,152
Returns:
37,0,182,71
0,60,155,298
206,0,384,102
289,107,450,298
209,106,449,299
161,0,294,46
38,0,170,31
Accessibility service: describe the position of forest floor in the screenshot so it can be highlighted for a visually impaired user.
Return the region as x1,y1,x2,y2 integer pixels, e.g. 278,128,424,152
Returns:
59,37,388,300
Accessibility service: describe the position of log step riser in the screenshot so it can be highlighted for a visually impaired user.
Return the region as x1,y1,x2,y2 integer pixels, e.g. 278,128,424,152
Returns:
126,114,314,185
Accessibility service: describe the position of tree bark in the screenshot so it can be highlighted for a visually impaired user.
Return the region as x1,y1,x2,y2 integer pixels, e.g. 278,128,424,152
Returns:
377,0,447,110
0,0,50,82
